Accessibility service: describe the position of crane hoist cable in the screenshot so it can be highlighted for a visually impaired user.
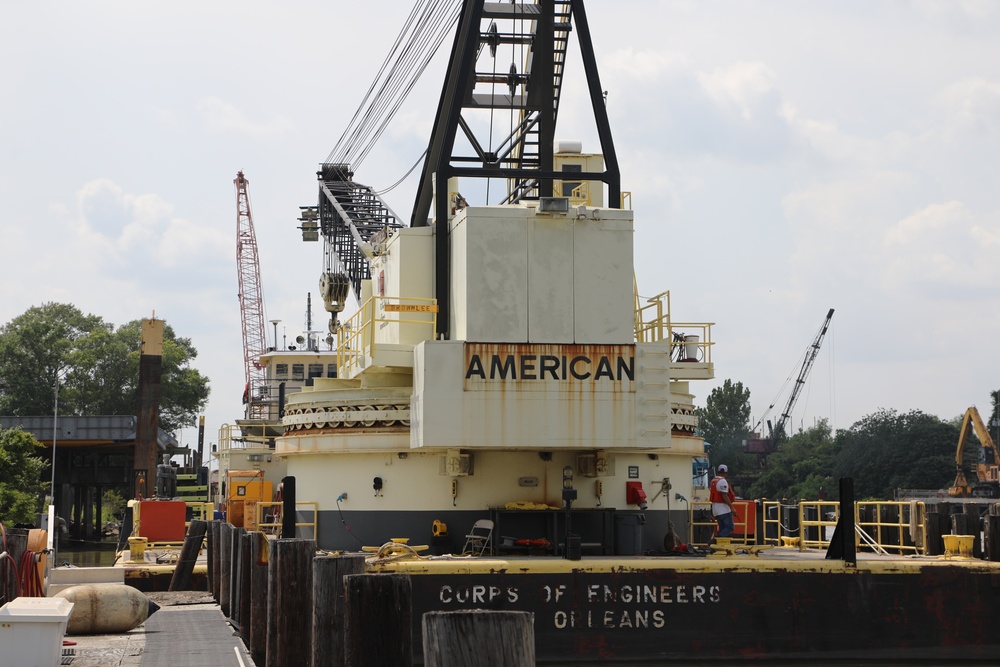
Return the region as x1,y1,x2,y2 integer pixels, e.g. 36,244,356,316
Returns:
326,0,461,172
330,0,457,171
348,1,458,169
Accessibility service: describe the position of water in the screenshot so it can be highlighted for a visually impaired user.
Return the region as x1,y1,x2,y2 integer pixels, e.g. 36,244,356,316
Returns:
54,541,119,567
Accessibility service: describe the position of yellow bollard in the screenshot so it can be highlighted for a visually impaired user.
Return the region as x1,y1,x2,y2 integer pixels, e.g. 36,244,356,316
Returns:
128,536,148,563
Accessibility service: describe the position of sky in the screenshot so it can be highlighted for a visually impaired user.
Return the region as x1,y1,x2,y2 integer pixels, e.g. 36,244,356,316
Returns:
2,0,998,451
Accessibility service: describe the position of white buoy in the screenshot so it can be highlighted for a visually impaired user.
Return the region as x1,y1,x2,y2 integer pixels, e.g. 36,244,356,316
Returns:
54,584,160,634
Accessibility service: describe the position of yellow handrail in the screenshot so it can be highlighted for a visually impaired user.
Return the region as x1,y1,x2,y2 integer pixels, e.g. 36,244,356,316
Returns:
337,295,438,375
255,501,319,541
759,500,925,555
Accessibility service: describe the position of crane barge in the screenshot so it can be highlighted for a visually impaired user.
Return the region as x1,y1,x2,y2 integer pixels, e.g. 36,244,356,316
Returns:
218,1,1000,662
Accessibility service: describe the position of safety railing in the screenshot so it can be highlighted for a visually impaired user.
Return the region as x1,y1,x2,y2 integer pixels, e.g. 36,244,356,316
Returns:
758,500,925,555
337,295,438,375
688,501,755,547
255,501,319,541
633,289,714,365
186,502,214,524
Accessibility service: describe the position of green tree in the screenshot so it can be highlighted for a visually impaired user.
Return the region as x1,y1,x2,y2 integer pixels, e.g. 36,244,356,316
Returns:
0,303,210,434
0,427,47,525
67,320,210,433
697,379,753,476
748,420,836,500
0,303,105,415
831,409,957,499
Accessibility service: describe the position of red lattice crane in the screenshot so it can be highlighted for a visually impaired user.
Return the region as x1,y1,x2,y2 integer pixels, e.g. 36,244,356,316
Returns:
235,171,268,419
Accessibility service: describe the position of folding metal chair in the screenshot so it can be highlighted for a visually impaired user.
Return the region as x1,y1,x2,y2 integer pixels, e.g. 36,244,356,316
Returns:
462,519,494,555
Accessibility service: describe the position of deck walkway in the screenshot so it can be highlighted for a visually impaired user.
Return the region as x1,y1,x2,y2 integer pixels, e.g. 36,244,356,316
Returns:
65,592,254,667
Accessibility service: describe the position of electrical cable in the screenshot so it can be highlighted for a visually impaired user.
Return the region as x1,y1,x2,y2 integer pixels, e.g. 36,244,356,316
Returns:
336,497,366,547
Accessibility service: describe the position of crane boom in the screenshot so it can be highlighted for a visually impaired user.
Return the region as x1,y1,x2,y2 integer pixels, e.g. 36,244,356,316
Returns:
746,308,834,454
773,308,835,442
948,406,1000,498
235,171,268,419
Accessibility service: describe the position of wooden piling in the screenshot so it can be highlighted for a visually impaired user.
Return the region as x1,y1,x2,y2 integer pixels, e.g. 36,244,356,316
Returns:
986,504,1000,561
267,538,316,667
168,519,207,591
312,554,366,667
249,532,269,666
230,527,245,625
239,532,253,646
265,538,279,667
220,522,233,616
208,520,220,600
423,610,535,667
964,504,983,558
344,573,412,667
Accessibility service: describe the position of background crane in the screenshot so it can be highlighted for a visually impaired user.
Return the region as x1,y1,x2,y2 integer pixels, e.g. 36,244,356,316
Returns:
235,171,268,420
747,308,835,455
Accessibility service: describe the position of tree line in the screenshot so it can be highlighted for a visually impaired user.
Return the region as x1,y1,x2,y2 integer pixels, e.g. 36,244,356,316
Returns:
0,302,210,525
698,379,1000,500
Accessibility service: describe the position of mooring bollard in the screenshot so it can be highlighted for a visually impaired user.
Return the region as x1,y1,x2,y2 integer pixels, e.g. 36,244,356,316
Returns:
344,573,413,667
423,610,535,667
312,554,366,667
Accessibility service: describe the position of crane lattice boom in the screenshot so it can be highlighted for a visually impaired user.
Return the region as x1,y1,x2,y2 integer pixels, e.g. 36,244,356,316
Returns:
775,308,835,441
747,308,834,454
235,171,268,419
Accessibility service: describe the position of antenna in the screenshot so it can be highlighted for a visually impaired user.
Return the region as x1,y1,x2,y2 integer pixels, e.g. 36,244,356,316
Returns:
269,319,281,351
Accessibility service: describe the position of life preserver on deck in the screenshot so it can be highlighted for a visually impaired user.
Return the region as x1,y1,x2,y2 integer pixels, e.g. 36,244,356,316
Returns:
514,538,550,548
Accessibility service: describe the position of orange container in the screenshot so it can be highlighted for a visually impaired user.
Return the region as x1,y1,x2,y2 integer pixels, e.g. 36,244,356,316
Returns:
136,499,187,542
733,499,758,538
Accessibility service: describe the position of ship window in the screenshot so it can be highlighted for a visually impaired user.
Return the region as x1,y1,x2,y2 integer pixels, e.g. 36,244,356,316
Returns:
275,364,288,378
327,364,337,378
308,364,323,378
561,163,582,197
292,364,304,379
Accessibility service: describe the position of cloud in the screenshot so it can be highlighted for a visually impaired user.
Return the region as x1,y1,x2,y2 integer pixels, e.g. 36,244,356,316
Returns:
63,179,229,279
196,96,293,138
698,62,777,123
913,0,996,20
936,78,1000,138
881,201,1000,295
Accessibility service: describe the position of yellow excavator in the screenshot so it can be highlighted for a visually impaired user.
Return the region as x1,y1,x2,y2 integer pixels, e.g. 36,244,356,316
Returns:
947,406,1000,498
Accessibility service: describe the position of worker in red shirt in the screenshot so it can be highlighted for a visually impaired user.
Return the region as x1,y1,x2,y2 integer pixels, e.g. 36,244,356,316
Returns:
710,464,738,538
